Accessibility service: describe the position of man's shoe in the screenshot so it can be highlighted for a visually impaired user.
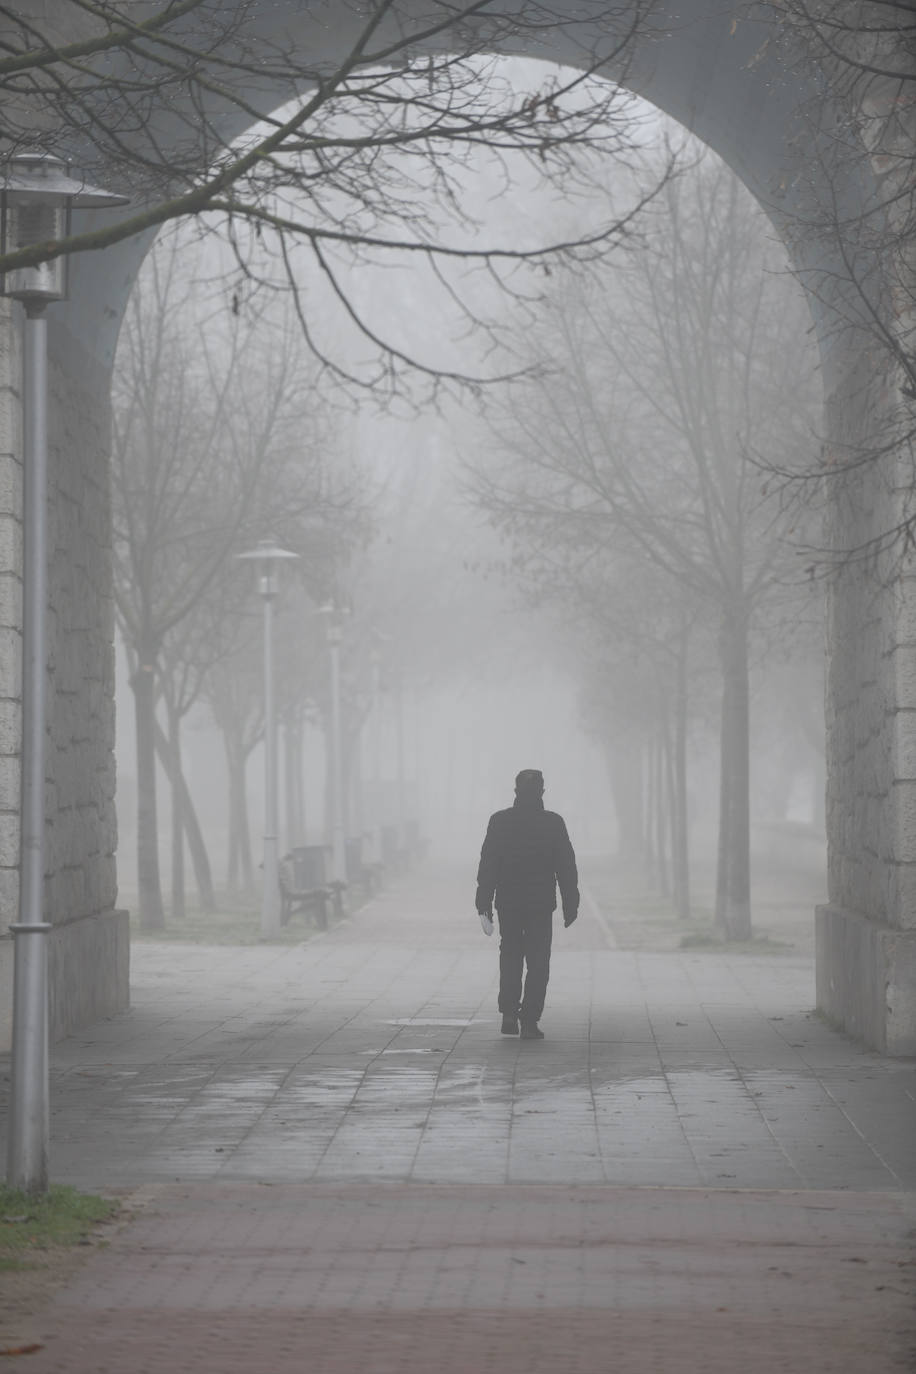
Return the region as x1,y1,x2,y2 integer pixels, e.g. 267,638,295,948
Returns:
501,1014,519,1035
520,1022,545,1040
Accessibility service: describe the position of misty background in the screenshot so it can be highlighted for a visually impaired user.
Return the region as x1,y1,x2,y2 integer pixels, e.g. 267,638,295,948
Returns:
110,70,827,940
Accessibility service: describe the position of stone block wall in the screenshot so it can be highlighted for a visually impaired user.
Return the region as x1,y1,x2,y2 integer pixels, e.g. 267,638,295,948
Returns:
0,299,128,1051
818,308,916,1054
815,39,916,1054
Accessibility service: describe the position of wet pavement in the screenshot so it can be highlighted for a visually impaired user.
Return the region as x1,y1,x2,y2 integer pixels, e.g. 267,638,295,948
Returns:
18,862,915,1193
1,861,915,1370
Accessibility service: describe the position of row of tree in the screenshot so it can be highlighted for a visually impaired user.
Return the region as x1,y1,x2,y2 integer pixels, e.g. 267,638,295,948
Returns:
112,230,368,929
466,153,824,938
112,228,529,932
3,3,910,553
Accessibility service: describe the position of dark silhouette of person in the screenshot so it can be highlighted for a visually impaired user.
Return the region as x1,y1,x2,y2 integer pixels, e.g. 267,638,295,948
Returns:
475,768,579,1040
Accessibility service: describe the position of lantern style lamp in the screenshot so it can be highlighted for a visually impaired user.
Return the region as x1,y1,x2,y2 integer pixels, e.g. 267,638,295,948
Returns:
1,152,129,302
1,152,127,1193
237,542,299,938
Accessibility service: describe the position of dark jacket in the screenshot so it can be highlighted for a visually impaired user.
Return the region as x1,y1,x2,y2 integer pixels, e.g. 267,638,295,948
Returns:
475,797,579,919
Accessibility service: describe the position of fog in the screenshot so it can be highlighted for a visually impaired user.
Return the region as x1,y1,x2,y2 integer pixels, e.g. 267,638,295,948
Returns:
110,71,826,931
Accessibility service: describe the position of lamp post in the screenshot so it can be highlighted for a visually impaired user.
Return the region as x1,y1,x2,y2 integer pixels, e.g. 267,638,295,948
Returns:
368,645,382,867
320,603,347,889
1,153,127,1193
237,542,299,938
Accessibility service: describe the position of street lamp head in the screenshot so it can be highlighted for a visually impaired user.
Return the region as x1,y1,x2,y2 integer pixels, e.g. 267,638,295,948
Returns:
0,152,129,304
318,599,351,646
237,541,299,599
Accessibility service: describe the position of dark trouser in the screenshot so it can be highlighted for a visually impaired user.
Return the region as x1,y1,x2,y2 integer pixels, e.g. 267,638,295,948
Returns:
497,907,554,1023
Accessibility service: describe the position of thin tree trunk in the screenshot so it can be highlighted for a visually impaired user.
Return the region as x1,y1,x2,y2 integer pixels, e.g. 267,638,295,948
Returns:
644,737,657,890
655,724,669,898
350,722,364,840
714,673,731,931
153,719,216,912
322,708,334,854
167,703,185,921
284,713,302,849
604,733,644,861
132,657,165,930
673,621,691,920
664,719,678,907
225,744,253,895
226,766,239,894
716,609,752,940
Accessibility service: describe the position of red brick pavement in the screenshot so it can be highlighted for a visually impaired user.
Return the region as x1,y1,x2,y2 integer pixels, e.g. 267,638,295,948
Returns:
10,1182,916,1374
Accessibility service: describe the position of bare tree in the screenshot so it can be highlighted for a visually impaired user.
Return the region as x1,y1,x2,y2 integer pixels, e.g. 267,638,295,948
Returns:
202,636,263,898
752,2,916,562
565,554,702,915
468,155,821,938
0,2,677,388
111,228,358,927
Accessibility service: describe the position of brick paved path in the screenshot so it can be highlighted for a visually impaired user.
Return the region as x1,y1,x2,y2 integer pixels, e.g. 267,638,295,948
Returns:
2,861,915,1370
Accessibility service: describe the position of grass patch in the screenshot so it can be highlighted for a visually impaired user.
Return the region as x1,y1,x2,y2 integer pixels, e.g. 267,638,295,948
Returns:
127,902,327,945
125,885,373,946
679,931,723,950
679,931,794,954
0,1185,118,1267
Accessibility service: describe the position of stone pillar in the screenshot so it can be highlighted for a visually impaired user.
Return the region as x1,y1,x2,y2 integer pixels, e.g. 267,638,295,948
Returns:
817,58,916,1055
0,297,129,1053
818,400,916,1054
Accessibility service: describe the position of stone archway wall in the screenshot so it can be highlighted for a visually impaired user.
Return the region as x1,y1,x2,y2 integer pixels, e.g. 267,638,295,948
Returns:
0,1,912,1052
818,295,916,1053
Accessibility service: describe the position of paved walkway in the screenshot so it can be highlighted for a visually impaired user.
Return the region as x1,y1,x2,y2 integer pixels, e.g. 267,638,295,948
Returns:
1,862,914,1370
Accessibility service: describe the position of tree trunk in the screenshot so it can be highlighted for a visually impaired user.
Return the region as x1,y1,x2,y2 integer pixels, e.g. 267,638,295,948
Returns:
344,719,362,841
167,703,185,921
716,608,752,940
714,683,731,931
284,712,303,849
131,657,165,930
655,726,669,898
644,736,657,890
225,743,253,895
604,732,644,861
672,621,691,920
153,719,216,912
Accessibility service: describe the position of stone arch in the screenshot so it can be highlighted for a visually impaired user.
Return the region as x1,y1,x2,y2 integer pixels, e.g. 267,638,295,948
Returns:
1,1,911,1052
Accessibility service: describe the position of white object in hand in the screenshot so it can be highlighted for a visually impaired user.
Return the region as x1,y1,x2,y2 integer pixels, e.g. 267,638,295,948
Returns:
479,911,494,937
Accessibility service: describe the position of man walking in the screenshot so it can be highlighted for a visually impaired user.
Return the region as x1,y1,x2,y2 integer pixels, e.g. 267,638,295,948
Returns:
475,769,579,1040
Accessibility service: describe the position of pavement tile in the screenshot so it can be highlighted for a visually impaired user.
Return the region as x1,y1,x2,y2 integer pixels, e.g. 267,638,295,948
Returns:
5,1182,914,1373
1,861,915,1370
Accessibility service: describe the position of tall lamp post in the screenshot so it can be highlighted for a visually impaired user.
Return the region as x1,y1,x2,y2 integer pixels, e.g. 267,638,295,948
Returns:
238,542,299,938
320,603,347,889
1,153,127,1192
368,645,382,866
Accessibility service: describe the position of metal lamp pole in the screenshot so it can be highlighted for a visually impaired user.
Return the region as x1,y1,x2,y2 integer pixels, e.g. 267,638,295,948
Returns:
324,610,347,888
368,646,382,866
1,154,126,1193
238,543,298,939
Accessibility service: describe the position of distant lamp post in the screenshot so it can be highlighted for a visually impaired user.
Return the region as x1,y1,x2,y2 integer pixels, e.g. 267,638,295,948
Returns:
237,542,299,938
2,153,128,1193
367,645,383,866
319,603,348,889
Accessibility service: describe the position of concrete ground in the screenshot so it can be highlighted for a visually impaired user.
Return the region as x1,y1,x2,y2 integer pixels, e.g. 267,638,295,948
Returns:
1,861,914,1371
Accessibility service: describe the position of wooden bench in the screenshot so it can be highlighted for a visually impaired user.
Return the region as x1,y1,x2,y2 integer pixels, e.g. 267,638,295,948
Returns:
279,857,333,930
350,859,385,897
